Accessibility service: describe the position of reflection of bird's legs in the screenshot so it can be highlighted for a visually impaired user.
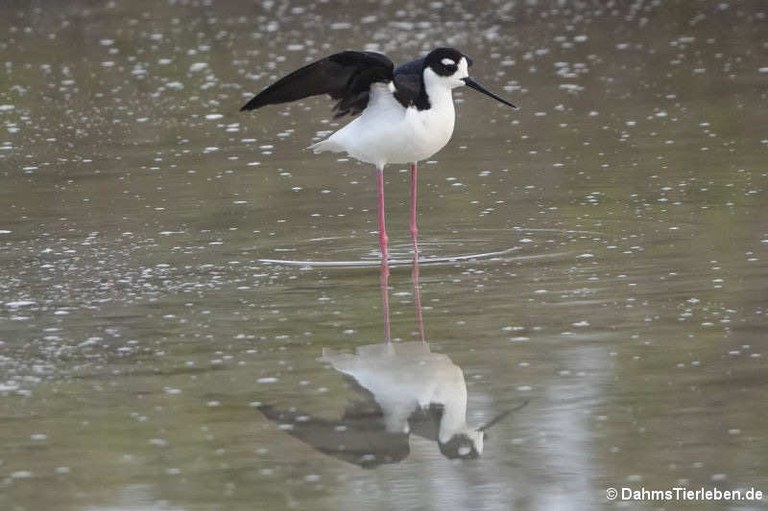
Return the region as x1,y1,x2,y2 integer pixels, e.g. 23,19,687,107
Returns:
380,257,391,343
409,162,425,341
377,164,392,342
412,251,426,343
409,162,420,256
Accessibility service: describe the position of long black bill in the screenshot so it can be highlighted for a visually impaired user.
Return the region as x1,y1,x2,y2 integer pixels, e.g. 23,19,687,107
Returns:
462,77,517,109
477,399,530,432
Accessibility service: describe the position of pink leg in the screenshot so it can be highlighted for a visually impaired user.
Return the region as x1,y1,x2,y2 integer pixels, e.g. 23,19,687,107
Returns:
380,256,391,342
376,165,389,262
411,250,426,342
409,162,419,257
410,163,425,341
376,165,391,341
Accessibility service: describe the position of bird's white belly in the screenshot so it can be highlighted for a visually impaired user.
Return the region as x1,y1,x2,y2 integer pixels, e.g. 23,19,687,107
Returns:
312,83,456,167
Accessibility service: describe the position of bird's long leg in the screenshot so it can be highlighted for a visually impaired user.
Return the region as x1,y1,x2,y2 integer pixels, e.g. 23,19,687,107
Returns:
380,257,391,342
409,162,420,257
376,165,389,262
411,249,426,342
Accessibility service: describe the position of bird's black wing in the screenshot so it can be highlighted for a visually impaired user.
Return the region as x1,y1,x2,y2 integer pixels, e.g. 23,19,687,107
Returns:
240,51,395,118
257,404,410,468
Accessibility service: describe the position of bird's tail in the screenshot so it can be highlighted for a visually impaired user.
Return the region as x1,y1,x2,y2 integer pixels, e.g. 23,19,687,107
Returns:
308,137,344,155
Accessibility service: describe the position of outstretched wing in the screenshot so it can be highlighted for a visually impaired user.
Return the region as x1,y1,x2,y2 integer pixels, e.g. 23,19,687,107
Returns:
240,51,395,118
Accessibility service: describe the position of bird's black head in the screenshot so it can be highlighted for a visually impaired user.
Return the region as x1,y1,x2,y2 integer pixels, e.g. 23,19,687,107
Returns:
438,432,483,460
423,47,517,109
423,47,473,77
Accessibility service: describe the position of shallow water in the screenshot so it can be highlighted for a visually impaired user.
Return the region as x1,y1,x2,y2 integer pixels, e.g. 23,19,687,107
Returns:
1,1,767,510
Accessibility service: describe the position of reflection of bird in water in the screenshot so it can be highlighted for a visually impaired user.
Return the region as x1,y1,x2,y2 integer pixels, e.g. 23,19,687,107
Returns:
257,401,410,469
257,250,526,467
258,342,522,468
322,342,492,458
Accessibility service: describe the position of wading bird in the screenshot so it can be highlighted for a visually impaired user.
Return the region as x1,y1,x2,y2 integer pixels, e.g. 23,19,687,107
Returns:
241,47,516,261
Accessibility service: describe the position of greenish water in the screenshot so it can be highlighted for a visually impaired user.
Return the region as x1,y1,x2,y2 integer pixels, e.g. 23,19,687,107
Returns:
1,1,766,510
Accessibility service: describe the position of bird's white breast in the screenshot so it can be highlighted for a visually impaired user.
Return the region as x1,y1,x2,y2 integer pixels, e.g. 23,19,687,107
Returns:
312,82,456,167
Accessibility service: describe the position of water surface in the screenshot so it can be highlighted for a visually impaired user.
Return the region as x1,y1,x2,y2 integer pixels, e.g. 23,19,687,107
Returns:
1,1,767,510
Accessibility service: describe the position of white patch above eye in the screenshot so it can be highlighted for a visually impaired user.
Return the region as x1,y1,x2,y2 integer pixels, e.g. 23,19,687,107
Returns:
441,58,456,66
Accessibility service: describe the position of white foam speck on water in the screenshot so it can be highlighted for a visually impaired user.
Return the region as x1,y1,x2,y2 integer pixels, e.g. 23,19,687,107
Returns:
5,300,36,308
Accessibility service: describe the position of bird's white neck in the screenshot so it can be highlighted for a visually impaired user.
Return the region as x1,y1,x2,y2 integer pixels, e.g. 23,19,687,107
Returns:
439,400,468,442
422,68,459,113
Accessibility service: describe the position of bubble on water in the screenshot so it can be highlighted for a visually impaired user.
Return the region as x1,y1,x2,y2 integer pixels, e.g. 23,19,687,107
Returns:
5,300,36,308
559,83,583,93
0,382,20,393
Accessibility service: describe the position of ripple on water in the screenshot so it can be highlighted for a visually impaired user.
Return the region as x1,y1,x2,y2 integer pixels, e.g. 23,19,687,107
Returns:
256,227,588,268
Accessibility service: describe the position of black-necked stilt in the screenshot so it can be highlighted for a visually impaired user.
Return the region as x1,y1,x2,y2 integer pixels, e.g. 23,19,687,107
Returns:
241,47,517,261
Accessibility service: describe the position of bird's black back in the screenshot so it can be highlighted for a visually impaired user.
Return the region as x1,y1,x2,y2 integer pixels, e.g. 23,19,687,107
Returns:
392,56,428,110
